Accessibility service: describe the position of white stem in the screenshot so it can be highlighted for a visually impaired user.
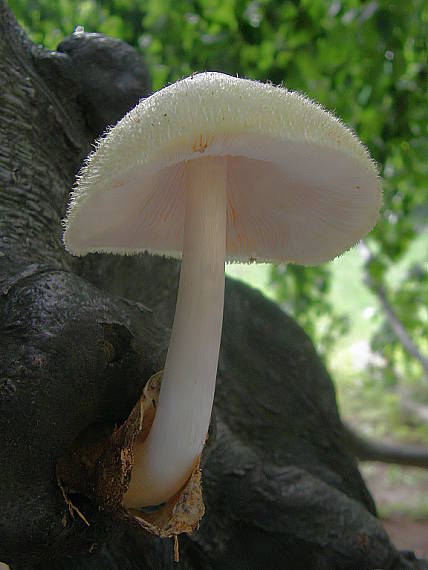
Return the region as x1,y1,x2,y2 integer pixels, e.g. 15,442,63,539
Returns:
123,157,227,507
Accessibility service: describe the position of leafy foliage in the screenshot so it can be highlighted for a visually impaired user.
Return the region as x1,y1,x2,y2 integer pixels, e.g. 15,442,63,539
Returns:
270,263,350,357
9,0,428,384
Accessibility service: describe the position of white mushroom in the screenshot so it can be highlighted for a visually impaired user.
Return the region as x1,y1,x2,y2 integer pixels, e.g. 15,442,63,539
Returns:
63,72,381,508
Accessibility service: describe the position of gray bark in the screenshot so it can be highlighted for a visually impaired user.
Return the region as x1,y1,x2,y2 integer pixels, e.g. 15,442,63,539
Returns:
0,2,426,568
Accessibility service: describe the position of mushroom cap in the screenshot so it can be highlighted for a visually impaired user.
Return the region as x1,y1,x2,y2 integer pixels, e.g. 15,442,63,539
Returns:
63,72,381,265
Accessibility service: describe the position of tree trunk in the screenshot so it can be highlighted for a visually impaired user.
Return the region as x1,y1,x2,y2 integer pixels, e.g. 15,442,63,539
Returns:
0,3,426,568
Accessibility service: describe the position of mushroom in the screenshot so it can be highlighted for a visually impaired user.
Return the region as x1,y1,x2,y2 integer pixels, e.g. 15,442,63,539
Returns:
63,72,381,508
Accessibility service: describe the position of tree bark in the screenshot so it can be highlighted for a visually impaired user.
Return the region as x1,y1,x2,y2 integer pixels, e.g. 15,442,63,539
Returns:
0,3,427,569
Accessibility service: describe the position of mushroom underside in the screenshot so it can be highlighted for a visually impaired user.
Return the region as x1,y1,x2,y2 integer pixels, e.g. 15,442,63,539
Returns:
66,140,380,265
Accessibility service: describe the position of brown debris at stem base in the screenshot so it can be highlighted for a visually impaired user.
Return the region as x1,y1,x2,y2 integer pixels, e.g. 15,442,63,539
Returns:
126,371,205,537
174,534,179,563
56,371,204,538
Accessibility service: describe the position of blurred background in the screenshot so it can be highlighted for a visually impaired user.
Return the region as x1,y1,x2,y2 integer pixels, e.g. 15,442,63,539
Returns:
8,0,428,556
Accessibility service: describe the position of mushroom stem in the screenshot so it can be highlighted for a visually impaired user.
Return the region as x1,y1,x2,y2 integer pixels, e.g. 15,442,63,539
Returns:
124,156,227,507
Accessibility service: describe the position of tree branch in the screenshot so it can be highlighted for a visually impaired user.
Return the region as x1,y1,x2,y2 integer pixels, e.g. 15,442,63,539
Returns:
360,242,428,374
344,423,428,469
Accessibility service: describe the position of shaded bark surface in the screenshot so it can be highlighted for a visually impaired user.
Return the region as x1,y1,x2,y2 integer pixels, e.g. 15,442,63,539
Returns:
0,3,426,568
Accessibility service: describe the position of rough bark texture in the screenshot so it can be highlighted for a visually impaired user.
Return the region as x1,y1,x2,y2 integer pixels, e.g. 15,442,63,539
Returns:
0,3,426,568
